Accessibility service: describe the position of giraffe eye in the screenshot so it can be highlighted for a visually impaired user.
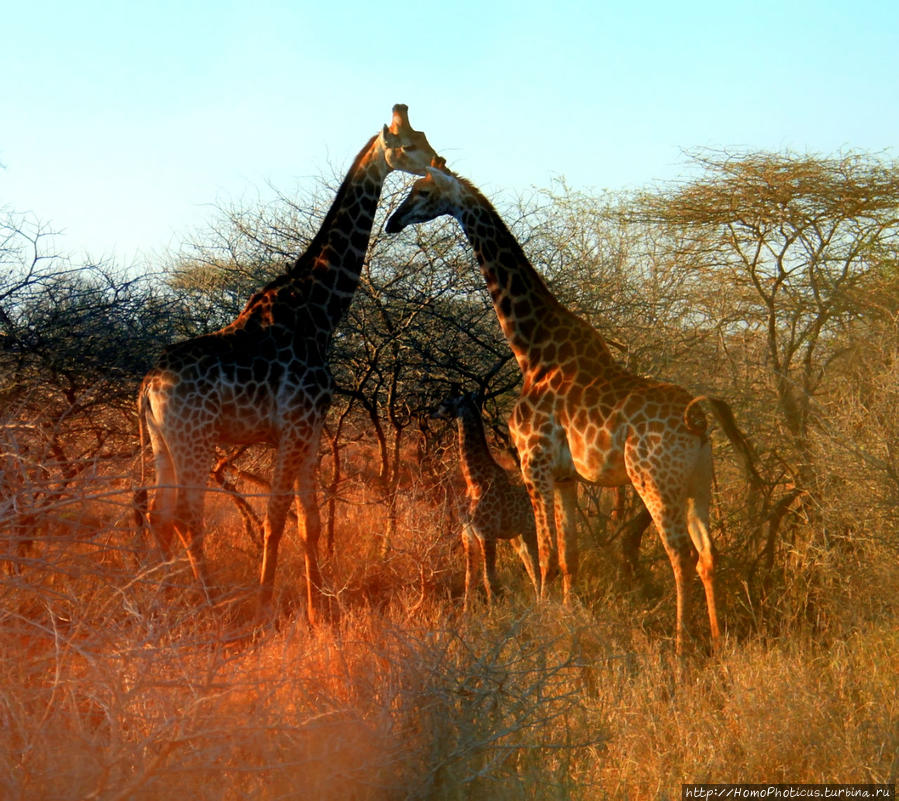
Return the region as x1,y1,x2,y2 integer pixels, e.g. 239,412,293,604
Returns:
402,144,418,152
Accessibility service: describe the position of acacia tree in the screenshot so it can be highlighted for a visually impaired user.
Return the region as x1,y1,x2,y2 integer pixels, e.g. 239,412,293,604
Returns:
641,151,899,510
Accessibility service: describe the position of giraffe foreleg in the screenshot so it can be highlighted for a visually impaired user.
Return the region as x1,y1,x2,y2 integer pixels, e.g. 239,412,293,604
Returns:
524,484,556,600
514,449,557,601
172,479,212,601
295,470,325,623
259,457,300,619
461,522,478,612
513,526,541,599
481,535,501,604
554,479,579,605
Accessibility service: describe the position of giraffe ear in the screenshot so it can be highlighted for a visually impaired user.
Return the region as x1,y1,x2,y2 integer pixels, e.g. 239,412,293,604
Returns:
425,165,454,188
382,124,400,148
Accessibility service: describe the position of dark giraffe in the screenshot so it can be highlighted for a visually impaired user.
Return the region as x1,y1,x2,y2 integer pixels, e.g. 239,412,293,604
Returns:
138,105,440,623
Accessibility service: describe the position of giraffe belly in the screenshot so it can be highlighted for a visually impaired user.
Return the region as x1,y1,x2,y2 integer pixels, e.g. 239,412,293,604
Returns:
568,428,629,486
216,392,279,444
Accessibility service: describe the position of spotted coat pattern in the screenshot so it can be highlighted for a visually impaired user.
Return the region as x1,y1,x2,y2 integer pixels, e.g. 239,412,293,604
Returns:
387,167,720,653
433,391,540,607
138,106,439,622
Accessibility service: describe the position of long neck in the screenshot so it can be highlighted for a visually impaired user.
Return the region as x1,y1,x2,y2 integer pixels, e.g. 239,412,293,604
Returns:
451,180,611,376
456,405,501,488
290,133,387,325
229,134,388,345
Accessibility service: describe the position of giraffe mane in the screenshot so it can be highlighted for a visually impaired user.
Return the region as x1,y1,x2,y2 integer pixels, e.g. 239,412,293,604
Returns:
287,133,380,278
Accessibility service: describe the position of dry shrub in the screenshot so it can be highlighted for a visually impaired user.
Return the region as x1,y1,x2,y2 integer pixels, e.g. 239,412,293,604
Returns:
591,626,898,793
2,410,897,800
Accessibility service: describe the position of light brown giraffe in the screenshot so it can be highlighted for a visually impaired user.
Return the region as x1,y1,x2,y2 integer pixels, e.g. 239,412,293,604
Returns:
387,166,760,652
432,389,540,608
137,105,440,623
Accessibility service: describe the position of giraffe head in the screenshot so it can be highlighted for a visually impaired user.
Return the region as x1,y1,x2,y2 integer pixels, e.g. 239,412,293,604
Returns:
378,104,441,176
384,165,463,233
431,388,482,421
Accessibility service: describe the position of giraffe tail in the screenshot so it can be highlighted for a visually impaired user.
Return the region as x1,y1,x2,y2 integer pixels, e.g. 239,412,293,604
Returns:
690,395,765,518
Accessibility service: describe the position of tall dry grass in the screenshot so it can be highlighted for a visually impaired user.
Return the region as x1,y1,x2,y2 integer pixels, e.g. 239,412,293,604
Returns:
1,438,897,800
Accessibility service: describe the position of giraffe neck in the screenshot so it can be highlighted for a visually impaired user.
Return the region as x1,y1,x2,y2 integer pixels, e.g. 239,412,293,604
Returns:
451,179,612,376
228,133,389,349
456,404,502,488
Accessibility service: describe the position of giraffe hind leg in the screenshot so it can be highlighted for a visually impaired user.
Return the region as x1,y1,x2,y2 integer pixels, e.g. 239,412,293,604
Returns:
145,423,178,559
686,444,720,648
633,487,695,655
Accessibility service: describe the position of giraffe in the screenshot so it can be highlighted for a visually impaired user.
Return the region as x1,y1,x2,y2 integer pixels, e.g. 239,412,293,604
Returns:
138,105,440,623
432,389,540,608
387,166,760,653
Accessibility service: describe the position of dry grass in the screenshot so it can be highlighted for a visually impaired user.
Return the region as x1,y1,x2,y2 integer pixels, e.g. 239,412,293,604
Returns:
1,447,897,800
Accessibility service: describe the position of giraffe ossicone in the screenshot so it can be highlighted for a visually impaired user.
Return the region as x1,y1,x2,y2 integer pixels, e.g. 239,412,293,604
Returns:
137,104,440,624
388,166,760,654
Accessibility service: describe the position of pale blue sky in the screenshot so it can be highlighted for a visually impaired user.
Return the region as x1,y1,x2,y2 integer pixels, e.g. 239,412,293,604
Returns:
3,0,897,266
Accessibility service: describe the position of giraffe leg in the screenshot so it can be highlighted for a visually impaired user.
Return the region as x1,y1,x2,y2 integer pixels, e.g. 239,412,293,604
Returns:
668,539,695,657
482,536,501,604
687,444,720,649
513,530,541,599
295,469,326,623
688,502,719,649
172,476,212,601
639,503,695,657
259,458,298,619
148,488,177,560
532,494,556,600
615,487,653,582
461,523,478,612
145,425,178,560
627,441,702,655
554,479,579,605
259,444,326,625
633,487,695,654
520,470,557,600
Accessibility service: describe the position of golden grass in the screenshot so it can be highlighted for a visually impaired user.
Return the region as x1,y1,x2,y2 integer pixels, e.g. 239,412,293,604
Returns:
1,465,897,800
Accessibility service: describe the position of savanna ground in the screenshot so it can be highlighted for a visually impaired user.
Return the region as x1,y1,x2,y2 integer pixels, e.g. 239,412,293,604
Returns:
2,150,899,798
2,420,897,800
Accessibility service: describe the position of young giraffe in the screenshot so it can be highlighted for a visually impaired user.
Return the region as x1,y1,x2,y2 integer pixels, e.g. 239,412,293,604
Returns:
138,105,440,623
432,389,540,608
387,166,758,653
